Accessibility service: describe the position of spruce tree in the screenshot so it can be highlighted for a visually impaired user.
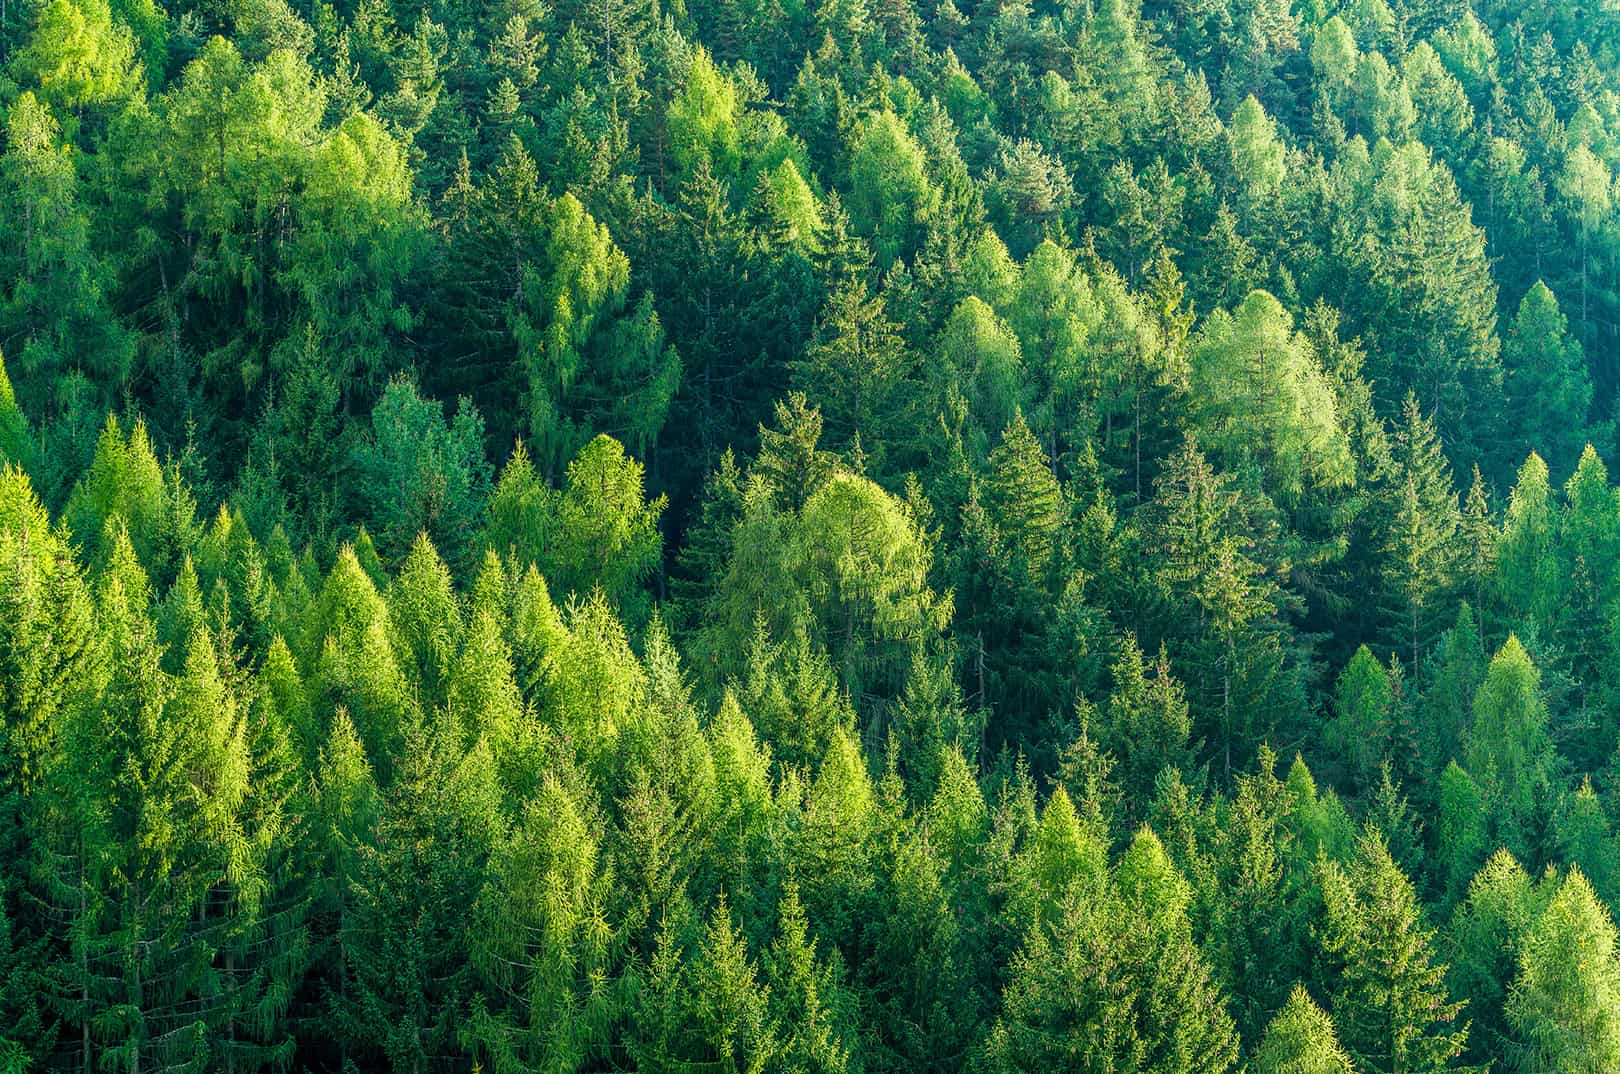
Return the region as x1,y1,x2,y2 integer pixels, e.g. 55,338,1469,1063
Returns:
1312,829,1470,1074
1503,283,1594,477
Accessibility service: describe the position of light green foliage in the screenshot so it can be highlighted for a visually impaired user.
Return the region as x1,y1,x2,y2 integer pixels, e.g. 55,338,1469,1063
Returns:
1100,634,1193,806
1007,240,1102,461
668,47,741,182
1313,830,1469,1074
13,0,138,111
1503,283,1594,480
935,297,1025,440
520,190,680,469
1496,454,1561,628
707,460,947,704
1557,448,1620,693
1379,396,1462,676
1508,868,1620,1074
1434,761,1488,907
1310,17,1359,100
1558,780,1618,907
301,545,415,766
468,777,622,1072
1447,849,1541,1064
1326,645,1393,791
7,0,1620,1070
0,356,32,473
1228,96,1286,207
793,471,950,694
1466,635,1555,855
0,466,97,790
847,110,939,266
64,415,197,581
1191,290,1352,501
386,533,464,705
1253,985,1355,1074
1559,146,1612,242
1333,142,1500,448
733,615,852,770
985,821,1238,1074
545,434,665,620
754,158,823,248
983,411,1064,582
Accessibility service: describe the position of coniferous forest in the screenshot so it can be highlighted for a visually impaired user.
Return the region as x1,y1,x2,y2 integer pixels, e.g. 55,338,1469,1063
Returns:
11,0,1620,1069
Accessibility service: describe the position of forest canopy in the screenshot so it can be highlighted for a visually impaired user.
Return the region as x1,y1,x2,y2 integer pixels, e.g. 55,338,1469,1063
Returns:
5,0,1620,1071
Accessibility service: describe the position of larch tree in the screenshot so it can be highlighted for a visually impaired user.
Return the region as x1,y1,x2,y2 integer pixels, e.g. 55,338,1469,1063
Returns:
1507,868,1620,1074
1254,985,1357,1074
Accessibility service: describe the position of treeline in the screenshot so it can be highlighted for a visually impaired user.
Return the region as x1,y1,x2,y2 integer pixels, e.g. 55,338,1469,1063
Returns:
7,0,1620,1070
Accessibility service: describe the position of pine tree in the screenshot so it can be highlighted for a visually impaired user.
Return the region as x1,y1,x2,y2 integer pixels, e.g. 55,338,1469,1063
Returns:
1228,96,1287,213
1333,143,1502,463
1434,761,1488,908
792,264,912,463
846,111,939,268
1557,447,1620,705
984,858,1238,1074
1557,779,1618,907
1008,785,1109,935
546,434,664,623
217,651,314,1074
733,615,853,772
667,47,741,184
1327,646,1395,791
0,466,98,794
687,894,780,1072
1189,290,1353,503
308,710,377,1063
1557,146,1612,342
983,411,1065,585
1212,750,1303,1043
707,695,776,914
1149,435,1287,774
891,642,977,801
350,376,492,573
481,439,557,573
752,393,838,514
1421,604,1485,769
386,533,464,709
447,608,529,781
337,722,500,1073
302,547,416,775
79,617,253,1074
934,298,1027,443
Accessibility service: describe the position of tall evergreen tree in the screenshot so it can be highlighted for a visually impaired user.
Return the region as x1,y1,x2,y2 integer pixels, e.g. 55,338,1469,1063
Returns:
1312,829,1470,1074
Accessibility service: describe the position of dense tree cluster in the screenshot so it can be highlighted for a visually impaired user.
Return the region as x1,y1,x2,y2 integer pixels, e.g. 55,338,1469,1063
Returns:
7,0,1620,1070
